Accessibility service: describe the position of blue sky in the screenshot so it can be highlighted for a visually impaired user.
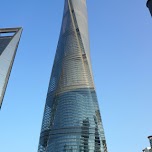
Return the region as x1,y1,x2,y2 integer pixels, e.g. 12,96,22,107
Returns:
0,0,152,152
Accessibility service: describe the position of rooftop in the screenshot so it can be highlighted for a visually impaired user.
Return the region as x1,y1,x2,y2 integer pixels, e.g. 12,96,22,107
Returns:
148,136,152,139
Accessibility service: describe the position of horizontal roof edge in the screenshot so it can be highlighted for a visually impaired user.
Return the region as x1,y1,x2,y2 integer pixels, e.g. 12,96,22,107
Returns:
0,27,23,34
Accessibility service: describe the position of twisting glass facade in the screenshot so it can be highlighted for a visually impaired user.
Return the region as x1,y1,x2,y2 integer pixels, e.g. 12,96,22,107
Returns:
38,0,108,151
0,27,22,108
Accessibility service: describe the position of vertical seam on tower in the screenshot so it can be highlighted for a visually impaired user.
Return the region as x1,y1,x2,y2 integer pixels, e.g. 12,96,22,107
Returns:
68,0,90,87
68,0,95,88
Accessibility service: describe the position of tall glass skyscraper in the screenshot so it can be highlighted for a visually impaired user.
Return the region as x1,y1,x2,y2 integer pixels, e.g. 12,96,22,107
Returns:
38,0,108,151
0,27,22,109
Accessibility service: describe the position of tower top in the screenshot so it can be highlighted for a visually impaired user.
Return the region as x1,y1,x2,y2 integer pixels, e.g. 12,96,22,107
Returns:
148,136,152,139
0,27,22,33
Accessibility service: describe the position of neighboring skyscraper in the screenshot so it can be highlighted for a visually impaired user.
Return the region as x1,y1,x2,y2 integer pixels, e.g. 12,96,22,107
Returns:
147,0,152,16
38,0,108,151
0,27,22,108
143,136,152,152
143,147,152,152
148,136,152,148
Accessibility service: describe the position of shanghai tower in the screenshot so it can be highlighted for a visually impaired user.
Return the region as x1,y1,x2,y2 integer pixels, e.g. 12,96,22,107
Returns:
38,0,108,152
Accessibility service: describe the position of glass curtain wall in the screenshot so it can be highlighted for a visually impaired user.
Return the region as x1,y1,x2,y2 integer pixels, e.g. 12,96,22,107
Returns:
38,0,108,151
